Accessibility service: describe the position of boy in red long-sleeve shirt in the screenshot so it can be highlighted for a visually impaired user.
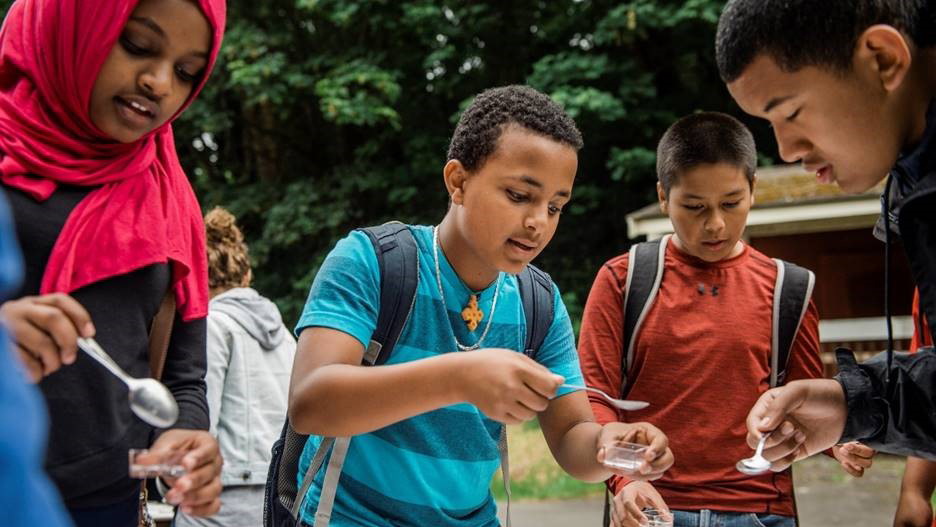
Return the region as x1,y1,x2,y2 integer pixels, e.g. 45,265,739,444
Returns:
894,289,936,527
579,112,871,527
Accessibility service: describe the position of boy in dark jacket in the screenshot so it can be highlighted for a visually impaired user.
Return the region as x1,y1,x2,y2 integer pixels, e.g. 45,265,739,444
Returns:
716,0,936,463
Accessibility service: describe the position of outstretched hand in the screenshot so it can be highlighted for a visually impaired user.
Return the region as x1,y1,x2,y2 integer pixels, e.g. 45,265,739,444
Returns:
146,429,223,517
745,379,848,471
609,481,670,527
597,421,673,481
459,348,564,425
832,441,875,477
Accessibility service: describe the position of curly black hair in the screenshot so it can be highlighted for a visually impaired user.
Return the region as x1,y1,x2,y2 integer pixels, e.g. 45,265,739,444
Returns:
447,85,583,172
716,0,935,82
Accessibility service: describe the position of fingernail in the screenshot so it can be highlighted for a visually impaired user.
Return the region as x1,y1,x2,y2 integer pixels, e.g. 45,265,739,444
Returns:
166,493,181,506
83,322,95,337
795,431,806,443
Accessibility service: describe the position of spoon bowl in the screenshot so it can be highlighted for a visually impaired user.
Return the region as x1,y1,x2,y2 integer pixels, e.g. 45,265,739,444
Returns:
736,456,771,475
127,378,179,429
736,433,772,475
77,338,179,428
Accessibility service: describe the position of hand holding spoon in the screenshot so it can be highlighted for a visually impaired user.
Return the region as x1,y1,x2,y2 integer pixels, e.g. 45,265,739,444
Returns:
736,433,772,475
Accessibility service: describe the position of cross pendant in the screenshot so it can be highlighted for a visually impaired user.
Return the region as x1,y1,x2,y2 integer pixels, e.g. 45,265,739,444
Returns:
461,294,484,332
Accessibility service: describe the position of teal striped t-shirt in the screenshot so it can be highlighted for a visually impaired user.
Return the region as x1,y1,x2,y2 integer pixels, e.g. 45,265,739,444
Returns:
293,224,582,527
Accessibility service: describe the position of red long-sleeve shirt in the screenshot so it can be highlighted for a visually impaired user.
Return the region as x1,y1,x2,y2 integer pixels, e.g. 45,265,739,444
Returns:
579,242,823,516
912,288,933,351
909,288,936,527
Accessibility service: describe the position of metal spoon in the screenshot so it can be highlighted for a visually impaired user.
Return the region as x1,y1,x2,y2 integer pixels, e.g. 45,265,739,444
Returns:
76,337,179,428
560,384,650,411
736,433,772,475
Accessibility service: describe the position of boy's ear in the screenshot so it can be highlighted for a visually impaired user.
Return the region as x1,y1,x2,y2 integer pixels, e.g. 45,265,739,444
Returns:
855,25,913,93
443,159,468,205
656,182,668,214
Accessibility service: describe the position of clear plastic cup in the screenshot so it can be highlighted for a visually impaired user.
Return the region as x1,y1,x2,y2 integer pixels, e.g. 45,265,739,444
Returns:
602,442,648,473
128,448,187,479
640,508,673,527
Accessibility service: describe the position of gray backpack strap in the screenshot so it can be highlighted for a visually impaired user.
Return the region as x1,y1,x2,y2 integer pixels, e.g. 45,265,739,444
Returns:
313,437,352,527
620,235,669,395
770,259,815,387
291,437,336,518
498,427,512,527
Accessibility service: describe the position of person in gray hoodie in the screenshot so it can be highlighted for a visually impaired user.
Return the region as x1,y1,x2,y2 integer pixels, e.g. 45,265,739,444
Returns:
175,207,296,527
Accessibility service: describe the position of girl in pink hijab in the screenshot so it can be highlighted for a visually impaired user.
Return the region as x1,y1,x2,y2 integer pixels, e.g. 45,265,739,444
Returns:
0,0,226,524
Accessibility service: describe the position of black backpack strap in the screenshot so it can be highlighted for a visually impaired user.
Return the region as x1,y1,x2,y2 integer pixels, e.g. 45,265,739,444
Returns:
508,264,554,527
265,419,309,525
358,222,420,365
620,235,669,396
771,259,815,387
517,264,555,360
266,223,419,527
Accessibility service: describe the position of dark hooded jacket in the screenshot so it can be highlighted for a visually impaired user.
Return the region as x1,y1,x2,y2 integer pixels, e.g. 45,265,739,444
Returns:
838,102,936,459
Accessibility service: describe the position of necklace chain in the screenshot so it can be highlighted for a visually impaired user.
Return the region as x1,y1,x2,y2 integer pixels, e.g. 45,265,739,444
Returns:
432,226,500,351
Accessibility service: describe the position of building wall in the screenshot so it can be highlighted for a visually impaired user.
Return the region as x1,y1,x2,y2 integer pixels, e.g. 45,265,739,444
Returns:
750,228,914,319
751,228,915,376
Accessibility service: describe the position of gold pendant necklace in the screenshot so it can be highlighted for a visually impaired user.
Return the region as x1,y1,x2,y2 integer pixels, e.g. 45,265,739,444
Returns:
461,294,484,331
433,226,501,350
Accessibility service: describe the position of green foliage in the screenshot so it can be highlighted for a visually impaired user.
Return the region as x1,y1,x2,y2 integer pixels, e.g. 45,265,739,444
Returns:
490,470,603,501
0,0,780,326
181,0,779,324
490,423,604,501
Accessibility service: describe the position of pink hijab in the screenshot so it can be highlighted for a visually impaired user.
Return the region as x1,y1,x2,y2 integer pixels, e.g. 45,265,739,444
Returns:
0,0,226,320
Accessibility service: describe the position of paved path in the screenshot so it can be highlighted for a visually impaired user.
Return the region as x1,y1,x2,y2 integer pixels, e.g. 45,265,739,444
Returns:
498,454,907,527
497,498,604,525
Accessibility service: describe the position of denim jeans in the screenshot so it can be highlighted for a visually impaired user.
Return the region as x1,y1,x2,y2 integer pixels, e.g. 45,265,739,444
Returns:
672,509,795,527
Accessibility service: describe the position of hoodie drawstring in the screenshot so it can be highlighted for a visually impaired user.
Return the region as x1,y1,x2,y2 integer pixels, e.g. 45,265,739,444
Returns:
882,174,895,386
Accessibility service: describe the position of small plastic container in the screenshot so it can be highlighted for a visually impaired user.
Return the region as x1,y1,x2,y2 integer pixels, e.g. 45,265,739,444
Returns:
602,442,648,473
640,508,673,527
128,448,187,479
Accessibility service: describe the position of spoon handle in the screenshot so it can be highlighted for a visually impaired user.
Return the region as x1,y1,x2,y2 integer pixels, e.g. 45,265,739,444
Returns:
77,337,133,386
561,384,613,402
754,432,770,458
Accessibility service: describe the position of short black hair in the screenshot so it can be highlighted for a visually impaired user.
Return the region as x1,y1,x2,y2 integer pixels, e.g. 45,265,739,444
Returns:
656,112,756,197
716,0,935,82
447,85,583,172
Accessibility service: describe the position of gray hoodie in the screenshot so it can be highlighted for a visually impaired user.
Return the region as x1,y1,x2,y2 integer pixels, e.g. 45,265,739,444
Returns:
202,287,295,487
212,287,289,351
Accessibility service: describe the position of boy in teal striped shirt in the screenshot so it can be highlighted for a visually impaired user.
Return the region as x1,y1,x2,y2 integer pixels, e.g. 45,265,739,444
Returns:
288,85,673,526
